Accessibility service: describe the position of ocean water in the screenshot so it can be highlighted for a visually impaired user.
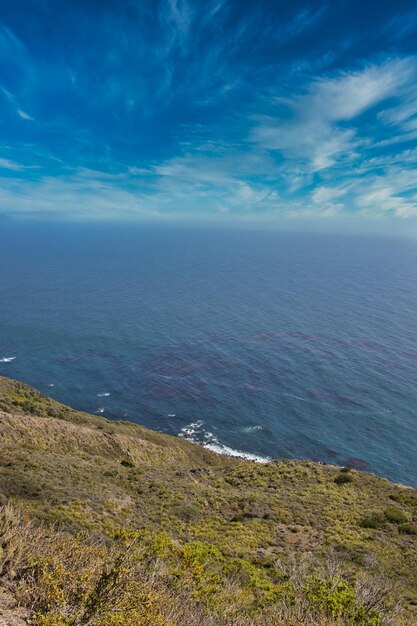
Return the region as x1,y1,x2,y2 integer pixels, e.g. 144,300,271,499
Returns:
1,222,416,487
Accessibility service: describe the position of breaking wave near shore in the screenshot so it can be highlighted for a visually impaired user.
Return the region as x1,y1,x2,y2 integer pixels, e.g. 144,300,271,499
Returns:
178,420,271,463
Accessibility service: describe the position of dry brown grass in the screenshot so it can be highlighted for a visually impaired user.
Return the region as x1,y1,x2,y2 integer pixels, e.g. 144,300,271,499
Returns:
0,376,416,625
0,503,402,626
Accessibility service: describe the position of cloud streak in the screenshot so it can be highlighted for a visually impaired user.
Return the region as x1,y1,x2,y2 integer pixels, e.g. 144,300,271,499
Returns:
0,0,417,228
252,59,416,172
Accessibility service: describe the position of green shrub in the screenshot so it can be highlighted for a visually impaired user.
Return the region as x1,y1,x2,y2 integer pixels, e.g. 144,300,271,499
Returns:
120,459,135,468
33,612,73,625
304,577,381,625
398,522,417,535
334,472,353,485
360,513,385,530
172,501,201,522
384,507,408,524
388,493,401,502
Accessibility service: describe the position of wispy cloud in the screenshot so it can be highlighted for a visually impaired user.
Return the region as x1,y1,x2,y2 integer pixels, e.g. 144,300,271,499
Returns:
0,1,417,227
0,169,153,220
383,7,417,41
16,109,33,121
1,88,34,122
0,158,26,171
278,5,327,42
252,59,416,172
0,157,39,171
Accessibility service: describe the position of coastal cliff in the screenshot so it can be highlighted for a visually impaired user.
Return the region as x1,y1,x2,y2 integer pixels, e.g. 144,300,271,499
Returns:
0,376,416,625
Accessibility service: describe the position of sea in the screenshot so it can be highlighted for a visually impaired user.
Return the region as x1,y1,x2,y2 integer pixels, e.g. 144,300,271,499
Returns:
1,221,416,487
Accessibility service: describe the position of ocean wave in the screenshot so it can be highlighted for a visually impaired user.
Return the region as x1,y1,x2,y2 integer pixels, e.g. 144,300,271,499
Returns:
179,420,270,463
96,408,105,414
0,356,16,363
97,392,110,397
179,420,204,438
243,425,263,432
204,441,270,463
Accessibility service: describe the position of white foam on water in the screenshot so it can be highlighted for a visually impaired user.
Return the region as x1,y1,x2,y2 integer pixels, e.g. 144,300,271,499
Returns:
97,392,110,397
204,441,270,463
0,357,16,363
243,425,263,432
96,408,105,414
179,420,270,463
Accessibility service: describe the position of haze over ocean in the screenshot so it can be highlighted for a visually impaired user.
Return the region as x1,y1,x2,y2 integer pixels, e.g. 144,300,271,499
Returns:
1,223,416,487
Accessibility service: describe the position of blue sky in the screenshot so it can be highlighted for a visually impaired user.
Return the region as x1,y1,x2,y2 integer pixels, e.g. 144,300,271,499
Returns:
1,0,417,226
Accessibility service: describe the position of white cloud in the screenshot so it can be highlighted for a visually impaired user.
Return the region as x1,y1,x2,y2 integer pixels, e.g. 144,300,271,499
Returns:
309,165,417,218
305,60,412,121
311,186,346,204
2,153,417,223
1,88,34,122
1,8,417,226
252,59,417,172
0,158,39,171
356,182,417,218
17,109,33,121
0,158,25,171
0,170,154,220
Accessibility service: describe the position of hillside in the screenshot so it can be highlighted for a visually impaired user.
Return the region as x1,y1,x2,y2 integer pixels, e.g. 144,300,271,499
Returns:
0,376,416,625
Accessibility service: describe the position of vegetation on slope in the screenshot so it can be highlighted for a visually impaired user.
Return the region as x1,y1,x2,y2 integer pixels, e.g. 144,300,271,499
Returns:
0,376,416,625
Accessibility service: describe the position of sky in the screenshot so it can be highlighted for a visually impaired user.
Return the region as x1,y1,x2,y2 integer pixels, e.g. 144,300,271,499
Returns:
1,0,417,227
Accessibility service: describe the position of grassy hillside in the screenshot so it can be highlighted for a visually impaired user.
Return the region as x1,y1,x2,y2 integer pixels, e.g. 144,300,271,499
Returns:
0,376,416,625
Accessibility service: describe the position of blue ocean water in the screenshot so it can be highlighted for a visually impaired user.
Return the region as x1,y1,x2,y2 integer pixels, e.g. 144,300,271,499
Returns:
0,222,416,487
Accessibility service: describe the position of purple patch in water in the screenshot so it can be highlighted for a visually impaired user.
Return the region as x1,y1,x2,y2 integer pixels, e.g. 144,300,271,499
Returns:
343,457,371,470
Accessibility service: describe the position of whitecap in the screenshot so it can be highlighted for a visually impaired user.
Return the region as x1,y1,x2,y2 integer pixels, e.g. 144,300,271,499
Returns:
179,420,205,439
180,427,195,437
0,356,16,363
97,392,110,397
178,420,270,463
48,383,55,387
168,413,176,417
204,441,270,463
96,408,105,414
243,425,263,433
